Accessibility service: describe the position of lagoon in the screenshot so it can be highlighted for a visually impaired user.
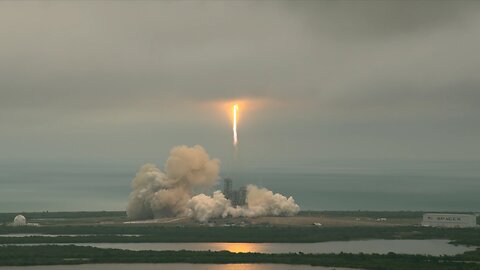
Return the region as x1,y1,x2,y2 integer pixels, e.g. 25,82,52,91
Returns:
0,264,356,270
11,239,474,256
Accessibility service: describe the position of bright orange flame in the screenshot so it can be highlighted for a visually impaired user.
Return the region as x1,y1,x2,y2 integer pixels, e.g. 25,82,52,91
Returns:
214,242,262,253
233,104,238,146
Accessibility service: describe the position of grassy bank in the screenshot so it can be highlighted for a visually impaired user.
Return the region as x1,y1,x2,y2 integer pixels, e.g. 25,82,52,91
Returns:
0,245,479,269
0,211,126,223
1,226,479,246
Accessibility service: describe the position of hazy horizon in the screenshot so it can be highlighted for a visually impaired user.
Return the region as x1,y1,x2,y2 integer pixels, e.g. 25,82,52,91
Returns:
1,1,479,213
1,158,479,213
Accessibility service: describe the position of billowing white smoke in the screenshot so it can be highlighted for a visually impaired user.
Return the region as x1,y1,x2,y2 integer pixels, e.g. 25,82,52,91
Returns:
127,145,300,221
187,185,300,222
127,145,220,220
243,185,300,217
186,191,232,222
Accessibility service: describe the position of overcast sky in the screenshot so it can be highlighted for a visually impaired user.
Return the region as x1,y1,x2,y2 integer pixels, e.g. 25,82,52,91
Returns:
1,1,480,171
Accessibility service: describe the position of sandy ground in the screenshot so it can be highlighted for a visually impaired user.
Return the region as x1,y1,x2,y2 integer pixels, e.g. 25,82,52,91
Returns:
242,216,420,227
113,215,420,227
28,213,421,227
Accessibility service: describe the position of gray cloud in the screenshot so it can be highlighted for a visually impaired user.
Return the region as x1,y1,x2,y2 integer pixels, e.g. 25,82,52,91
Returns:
288,1,479,39
0,1,479,163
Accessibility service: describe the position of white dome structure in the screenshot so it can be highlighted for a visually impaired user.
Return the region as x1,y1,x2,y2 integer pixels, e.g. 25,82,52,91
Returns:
13,215,27,226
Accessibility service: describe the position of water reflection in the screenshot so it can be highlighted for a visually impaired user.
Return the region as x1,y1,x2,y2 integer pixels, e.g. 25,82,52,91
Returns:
0,263,355,270
212,242,264,253
54,239,474,256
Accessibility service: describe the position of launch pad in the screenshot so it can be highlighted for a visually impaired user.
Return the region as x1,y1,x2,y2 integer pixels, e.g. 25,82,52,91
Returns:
222,178,247,206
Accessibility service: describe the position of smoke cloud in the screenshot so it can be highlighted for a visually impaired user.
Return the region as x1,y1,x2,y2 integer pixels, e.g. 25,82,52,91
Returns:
127,145,300,221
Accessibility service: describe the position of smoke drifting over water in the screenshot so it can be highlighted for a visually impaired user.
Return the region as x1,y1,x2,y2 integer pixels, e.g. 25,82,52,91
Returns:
127,145,299,222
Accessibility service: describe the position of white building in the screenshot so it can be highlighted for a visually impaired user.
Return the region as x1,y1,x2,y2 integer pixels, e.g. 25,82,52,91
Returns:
421,213,477,228
13,215,27,226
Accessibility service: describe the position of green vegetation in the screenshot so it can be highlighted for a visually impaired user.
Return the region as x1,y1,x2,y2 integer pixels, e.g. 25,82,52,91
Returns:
1,245,480,269
1,210,430,222
1,210,476,226
0,211,127,225
0,211,126,223
0,226,479,246
1,211,478,269
300,210,426,219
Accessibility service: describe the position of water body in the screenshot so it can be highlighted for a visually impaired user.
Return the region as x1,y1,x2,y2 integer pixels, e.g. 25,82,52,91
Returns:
1,161,479,212
0,234,141,238
0,264,355,270
11,239,474,256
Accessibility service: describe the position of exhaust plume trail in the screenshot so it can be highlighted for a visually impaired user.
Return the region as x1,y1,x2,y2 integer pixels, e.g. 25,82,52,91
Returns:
233,104,238,146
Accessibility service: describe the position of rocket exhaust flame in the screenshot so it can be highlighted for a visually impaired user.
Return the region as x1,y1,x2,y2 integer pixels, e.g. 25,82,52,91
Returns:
233,104,238,146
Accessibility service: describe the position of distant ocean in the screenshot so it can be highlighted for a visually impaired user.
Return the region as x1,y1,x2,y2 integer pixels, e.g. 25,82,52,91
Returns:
1,161,479,212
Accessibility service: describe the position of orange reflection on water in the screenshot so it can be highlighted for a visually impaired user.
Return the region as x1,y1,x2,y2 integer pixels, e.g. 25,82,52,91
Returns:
214,242,264,253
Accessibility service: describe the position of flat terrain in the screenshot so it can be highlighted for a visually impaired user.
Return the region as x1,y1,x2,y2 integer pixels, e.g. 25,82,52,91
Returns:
1,245,480,269
241,215,419,227
0,211,478,269
0,210,427,227
0,211,478,246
